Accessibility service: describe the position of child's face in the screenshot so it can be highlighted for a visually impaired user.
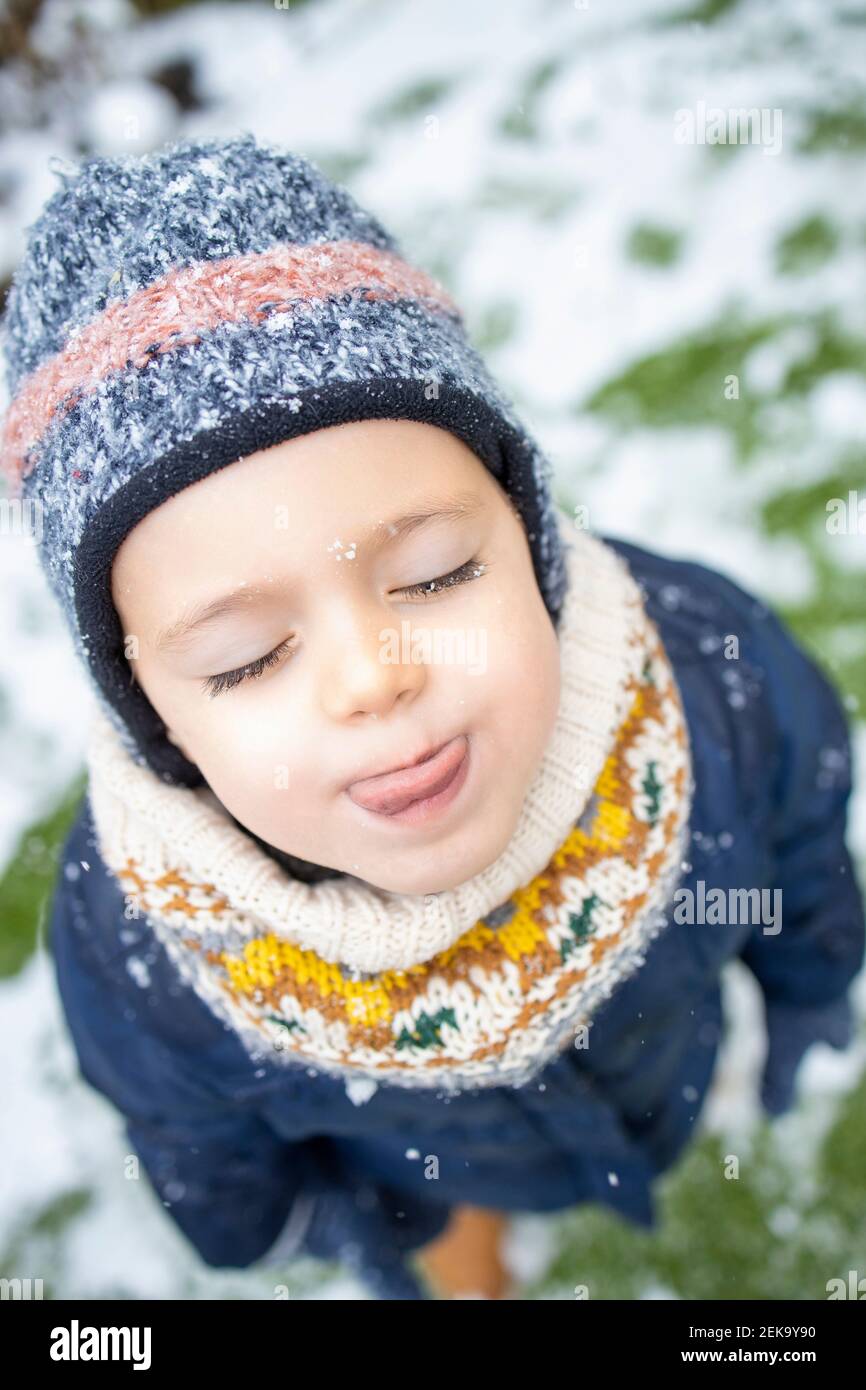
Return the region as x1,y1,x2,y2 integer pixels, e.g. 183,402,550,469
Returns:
111,419,561,896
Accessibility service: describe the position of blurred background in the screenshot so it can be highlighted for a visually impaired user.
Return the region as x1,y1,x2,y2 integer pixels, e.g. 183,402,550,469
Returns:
0,0,864,1299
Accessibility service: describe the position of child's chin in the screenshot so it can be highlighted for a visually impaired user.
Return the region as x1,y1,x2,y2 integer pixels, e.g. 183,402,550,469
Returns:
366,836,508,898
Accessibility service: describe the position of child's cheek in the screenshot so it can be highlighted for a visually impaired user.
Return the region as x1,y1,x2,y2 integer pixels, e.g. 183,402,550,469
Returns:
188,700,311,806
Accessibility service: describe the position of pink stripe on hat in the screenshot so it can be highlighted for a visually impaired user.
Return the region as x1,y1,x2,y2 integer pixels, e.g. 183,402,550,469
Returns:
0,239,461,491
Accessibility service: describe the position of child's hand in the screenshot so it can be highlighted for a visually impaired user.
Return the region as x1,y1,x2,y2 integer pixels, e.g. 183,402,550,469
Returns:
760,994,856,1116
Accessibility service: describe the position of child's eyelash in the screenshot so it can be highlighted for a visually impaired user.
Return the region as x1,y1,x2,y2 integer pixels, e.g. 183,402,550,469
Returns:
201,553,489,698
397,554,489,599
201,636,296,698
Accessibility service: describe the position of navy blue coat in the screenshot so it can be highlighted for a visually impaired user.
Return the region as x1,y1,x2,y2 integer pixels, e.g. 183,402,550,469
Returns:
48,538,865,1298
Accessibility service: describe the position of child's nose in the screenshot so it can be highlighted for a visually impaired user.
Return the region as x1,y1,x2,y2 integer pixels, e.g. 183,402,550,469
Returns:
318,622,427,721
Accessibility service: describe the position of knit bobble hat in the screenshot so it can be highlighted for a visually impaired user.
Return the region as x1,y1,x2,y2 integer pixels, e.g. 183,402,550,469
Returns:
0,132,568,791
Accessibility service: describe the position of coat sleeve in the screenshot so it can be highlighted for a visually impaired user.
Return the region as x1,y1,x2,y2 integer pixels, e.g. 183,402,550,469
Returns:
49,858,329,1269
47,803,448,1291
734,598,865,1115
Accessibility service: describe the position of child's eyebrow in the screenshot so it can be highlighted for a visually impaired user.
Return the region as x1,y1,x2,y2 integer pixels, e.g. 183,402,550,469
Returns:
153,489,484,654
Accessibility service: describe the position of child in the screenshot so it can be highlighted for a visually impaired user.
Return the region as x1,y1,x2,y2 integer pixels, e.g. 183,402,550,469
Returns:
2,133,862,1300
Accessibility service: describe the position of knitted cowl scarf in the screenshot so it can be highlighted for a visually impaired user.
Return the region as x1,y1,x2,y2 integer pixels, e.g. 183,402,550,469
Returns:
85,517,693,1093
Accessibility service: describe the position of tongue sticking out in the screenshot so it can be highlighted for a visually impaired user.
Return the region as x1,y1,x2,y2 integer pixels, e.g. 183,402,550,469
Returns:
347,735,468,815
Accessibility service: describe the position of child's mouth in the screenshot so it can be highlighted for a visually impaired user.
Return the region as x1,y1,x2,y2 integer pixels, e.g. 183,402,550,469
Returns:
345,734,470,822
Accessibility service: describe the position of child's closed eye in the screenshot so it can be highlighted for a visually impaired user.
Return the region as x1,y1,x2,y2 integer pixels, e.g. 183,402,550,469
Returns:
199,553,490,698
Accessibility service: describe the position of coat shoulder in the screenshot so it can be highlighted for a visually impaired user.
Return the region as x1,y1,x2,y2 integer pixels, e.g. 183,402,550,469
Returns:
599,532,854,830
600,534,781,668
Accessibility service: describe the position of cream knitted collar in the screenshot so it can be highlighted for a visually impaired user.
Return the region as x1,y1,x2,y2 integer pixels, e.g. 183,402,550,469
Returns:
85,517,693,1090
